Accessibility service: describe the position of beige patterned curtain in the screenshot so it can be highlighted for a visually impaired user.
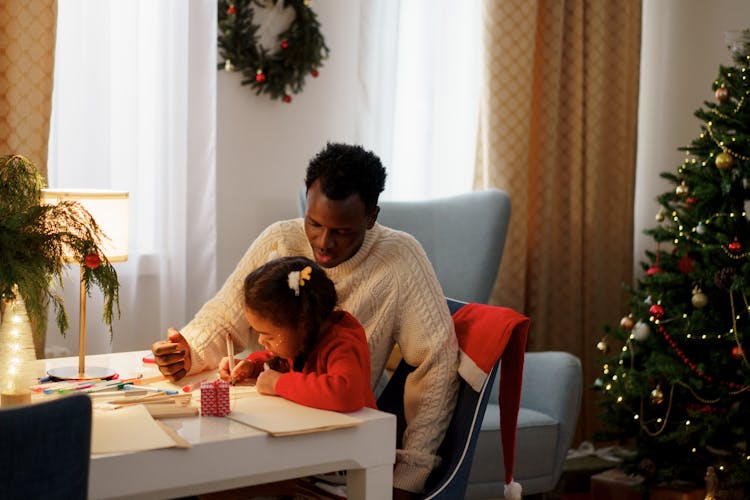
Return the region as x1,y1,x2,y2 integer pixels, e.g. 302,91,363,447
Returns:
477,0,641,444
0,0,57,179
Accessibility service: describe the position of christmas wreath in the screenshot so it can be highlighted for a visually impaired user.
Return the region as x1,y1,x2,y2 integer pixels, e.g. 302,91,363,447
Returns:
217,0,329,102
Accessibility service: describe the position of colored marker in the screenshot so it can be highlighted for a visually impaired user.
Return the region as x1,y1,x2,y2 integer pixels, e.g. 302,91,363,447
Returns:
122,383,179,395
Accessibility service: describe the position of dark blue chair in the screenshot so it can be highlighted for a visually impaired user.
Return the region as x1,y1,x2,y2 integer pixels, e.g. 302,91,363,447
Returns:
0,394,92,500
377,299,500,499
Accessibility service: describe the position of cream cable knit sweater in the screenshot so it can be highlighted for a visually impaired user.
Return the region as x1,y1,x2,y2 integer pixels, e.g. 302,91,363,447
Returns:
180,219,459,493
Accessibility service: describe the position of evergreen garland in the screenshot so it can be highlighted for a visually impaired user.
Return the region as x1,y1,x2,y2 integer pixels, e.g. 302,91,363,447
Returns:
217,0,329,102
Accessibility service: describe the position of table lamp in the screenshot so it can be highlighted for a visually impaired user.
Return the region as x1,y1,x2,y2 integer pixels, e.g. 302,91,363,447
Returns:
41,189,129,380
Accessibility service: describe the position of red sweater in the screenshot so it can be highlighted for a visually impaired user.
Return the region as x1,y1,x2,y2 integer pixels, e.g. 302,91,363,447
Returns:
245,311,377,412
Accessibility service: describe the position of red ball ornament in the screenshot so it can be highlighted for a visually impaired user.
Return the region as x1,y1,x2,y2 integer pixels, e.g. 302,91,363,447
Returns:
311,69,319,78
647,266,663,276
677,256,695,274
255,71,266,83
649,304,665,319
283,95,292,103
728,239,742,254
716,86,729,102
686,197,697,208
280,39,289,50
227,4,236,15
84,254,101,269
732,345,744,359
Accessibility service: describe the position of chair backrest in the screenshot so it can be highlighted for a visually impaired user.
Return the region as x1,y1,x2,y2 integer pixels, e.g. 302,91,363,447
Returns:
298,188,512,304
376,298,499,499
0,394,92,500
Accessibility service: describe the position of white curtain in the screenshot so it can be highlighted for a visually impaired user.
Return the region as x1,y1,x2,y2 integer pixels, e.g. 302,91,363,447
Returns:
357,0,481,201
46,0,217,356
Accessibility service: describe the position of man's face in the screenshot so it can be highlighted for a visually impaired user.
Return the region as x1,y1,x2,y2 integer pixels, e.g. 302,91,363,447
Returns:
304,179,378,268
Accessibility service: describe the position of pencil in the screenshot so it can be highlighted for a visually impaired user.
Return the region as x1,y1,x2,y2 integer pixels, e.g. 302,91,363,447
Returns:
226,332,236,385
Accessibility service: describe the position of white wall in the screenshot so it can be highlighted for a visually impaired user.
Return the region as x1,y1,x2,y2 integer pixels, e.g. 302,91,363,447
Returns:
216,1,366,282
634,0,750,275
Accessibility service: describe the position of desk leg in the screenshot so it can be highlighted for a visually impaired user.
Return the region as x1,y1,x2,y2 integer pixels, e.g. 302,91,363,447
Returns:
347,464,392,500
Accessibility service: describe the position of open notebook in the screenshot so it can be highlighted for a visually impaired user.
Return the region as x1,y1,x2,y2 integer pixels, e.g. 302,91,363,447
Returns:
227,391,364,436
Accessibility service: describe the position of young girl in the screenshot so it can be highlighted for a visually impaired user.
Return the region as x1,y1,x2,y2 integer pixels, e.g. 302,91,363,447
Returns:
218,256,377,412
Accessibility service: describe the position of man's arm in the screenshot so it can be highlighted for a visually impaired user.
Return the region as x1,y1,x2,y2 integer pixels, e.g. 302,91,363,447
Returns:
392,242,460,493
167,221,301,375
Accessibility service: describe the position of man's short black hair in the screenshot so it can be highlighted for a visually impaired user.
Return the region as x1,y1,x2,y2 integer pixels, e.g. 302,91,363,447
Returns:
305,143,386,212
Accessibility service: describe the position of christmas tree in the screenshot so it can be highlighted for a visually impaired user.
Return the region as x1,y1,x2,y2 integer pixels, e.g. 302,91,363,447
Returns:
595,31,750,491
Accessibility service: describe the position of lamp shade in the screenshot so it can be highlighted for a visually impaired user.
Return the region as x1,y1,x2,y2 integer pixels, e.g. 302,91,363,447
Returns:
41,189,129,262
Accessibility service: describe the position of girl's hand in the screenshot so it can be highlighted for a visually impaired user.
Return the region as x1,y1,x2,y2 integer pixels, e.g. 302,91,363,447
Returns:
255,365,282,395
218,357,254,383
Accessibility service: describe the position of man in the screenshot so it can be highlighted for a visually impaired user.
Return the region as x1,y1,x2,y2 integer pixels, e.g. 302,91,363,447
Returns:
152,142,459,497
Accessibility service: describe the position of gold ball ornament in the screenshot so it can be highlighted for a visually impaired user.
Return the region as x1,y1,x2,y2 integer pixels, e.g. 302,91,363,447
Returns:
715,85,729,102
691,287,708,309
675,181,689,197
224,59,235,72
620,315,635,331
650,385,664,404
715,151,734,170
596,338,610,354
655,208,665,222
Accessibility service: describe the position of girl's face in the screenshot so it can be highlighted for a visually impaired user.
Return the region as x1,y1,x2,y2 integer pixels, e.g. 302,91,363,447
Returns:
244,306,300,360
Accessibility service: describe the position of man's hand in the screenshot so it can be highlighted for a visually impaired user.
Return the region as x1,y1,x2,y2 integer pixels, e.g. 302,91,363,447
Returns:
151,328,191,382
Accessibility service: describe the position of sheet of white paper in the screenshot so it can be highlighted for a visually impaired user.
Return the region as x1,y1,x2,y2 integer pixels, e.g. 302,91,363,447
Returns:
228,393,363,436
91,404,179,454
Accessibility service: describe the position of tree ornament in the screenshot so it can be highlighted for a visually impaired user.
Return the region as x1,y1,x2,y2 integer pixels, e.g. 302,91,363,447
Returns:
224,59,235,72
649,303,665,319
655,208,665,222
647,265,663,275
715,151,734,170
715,85,729,102
650,385,664,404
691,286,708,308
596,337,610,354
678,255,695,274
217,0,330,102
632,321,650,341
714,267,736,289
732,345,744,359
638,458,657,478
620,314,635,331
84,254,102,269
686,196,697,208
696,222,706,234
675,180,689,196
311,69,319,77
728,238,742,254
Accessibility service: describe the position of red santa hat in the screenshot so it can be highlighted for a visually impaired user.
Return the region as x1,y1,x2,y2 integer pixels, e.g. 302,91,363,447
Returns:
452,303,530,500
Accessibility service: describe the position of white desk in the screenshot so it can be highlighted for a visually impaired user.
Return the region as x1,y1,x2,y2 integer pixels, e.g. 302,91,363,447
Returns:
36,351,396,500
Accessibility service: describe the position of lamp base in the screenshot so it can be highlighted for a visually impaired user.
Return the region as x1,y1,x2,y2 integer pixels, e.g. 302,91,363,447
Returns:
47,365,117,381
